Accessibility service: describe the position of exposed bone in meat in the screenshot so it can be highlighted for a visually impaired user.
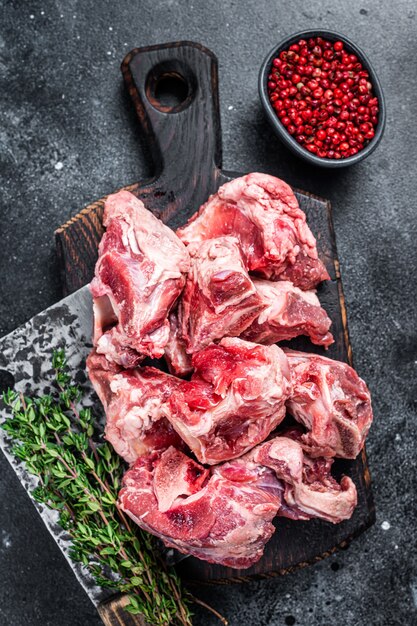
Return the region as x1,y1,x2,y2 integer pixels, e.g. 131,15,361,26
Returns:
90,190,190,366
118,446,281,568
285,350,373,459
242,279,334,347
166,337,292,464
119,434,356,568
86,172,373,569
245,429,357,523
177,173,329,290
178,237,265,354
87,349,184,463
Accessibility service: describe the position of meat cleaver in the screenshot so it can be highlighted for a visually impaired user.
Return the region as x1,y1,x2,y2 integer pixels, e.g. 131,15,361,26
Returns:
0,286,148,625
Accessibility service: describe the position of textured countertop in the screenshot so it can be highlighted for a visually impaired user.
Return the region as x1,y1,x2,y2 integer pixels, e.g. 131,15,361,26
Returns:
1,1,416,625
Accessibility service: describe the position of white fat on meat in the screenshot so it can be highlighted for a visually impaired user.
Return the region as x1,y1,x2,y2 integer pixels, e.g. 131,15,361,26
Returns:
90,190,190,366
285,349,373,459
178,236,265,354
242,279,334,347
166,337,292,464
177,173,329,290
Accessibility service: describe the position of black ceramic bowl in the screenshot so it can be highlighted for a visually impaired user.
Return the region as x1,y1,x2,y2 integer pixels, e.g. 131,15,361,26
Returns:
259,30,386,168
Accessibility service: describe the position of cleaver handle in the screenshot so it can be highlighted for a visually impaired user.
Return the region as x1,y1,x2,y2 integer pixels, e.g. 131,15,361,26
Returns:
98,594,149,626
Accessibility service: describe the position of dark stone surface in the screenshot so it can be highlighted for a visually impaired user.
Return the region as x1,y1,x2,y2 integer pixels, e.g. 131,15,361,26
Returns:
0,1,416,625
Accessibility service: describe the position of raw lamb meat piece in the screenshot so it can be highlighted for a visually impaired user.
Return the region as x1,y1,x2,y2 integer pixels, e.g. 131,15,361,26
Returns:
166,337,292,464
245,429,357,523
242,279,334,347
179,236,265,353
86,347,122,405
118,446,281,568
118,435,356,570
177,173,329,290
86,349,184,463
164,311,193,377
90,190,190,366
285,350,373,459
90,324,146,369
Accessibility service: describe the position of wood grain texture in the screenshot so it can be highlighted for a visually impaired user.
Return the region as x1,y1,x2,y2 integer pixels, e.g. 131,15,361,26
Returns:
97,595,148,626
55,42,375,590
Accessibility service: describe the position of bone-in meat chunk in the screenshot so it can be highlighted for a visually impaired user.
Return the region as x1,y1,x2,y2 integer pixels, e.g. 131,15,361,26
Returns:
178,237,265,354
285,349,373,459
87,349,184,463
247,429,357,523
90,190,190,366
118,446,281,568
242,279,334,347
177,173,329,290
166,337,292,464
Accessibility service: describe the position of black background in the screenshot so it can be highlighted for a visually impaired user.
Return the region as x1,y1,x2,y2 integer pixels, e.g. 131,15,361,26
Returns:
1,1,416,625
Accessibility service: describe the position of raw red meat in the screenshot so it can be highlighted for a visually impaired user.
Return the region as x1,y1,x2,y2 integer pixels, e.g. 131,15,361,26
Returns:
90,190,190,366
178,236,265,353
87,349,184,463
118,434,356,569
118,446,281,568
246,429,357,523
285,350,373,459
242,279,334,347
166,337,292,464
86,172,373,568
177,173,329,290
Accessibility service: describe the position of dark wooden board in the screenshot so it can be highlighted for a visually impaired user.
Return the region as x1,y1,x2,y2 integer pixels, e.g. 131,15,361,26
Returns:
55,42,374,585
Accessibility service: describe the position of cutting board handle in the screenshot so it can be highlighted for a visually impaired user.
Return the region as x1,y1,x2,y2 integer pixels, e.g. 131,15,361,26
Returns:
122,41,223,224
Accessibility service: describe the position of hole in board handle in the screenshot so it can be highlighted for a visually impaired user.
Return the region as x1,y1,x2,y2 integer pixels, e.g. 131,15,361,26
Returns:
155,74,189,108
146,61,196,113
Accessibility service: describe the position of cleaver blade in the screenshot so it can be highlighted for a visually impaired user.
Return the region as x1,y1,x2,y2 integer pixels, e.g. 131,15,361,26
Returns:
0,286,123,614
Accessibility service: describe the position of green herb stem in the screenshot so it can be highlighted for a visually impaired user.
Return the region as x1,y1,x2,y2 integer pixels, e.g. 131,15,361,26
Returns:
1,350,193,626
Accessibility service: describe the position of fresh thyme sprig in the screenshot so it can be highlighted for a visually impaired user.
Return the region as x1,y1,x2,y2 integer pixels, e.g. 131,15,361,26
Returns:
1,349,193,626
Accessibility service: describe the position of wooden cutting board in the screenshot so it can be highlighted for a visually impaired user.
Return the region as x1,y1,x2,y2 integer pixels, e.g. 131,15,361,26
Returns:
55,41,374,585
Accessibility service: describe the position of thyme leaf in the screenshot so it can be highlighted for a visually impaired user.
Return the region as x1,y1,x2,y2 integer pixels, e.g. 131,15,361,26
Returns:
1,349,193,626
